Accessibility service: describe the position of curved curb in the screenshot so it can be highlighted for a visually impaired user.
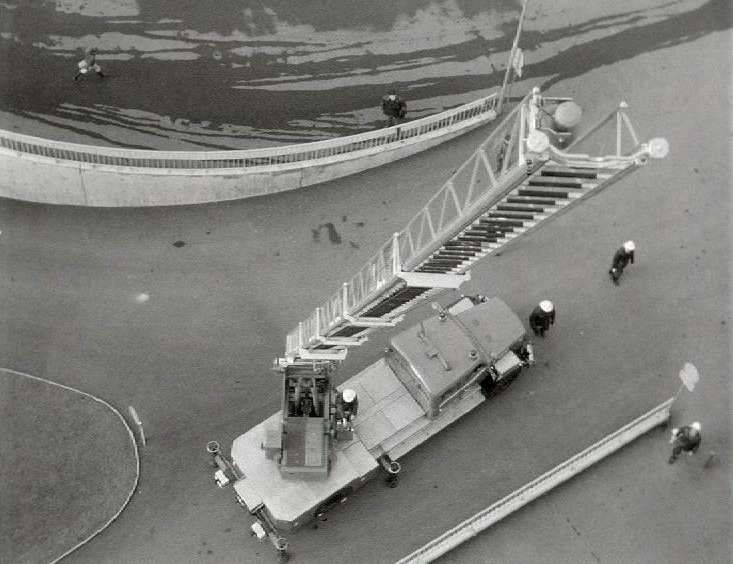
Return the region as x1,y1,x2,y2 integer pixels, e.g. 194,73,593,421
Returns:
0,367,140,564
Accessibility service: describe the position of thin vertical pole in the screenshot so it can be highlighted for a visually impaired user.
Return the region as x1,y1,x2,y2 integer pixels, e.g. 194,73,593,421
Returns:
498,0,529,114
671,382,686,406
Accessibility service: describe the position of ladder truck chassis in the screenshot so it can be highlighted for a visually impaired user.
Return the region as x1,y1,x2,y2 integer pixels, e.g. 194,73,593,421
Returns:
209,86,667,559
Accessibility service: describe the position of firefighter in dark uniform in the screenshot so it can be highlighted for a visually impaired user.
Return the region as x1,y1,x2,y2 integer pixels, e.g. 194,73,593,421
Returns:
609,240,635,285
529,300,555,337
336,388,359,427
668,422,702,464
382,89,407,126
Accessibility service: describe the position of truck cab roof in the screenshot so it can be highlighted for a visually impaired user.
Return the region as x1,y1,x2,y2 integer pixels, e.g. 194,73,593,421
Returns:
390,297,525,398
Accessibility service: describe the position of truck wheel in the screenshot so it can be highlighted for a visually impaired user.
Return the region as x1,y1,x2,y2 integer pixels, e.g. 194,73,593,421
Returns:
313,486,353,527
484,370,520,398
479,377,495,398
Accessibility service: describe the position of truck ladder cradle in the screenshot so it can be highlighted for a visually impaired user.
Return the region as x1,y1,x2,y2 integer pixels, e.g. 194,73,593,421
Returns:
284,88,669,364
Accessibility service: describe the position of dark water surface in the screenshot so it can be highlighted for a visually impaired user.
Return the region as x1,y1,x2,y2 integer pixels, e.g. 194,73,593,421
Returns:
0,0,729,148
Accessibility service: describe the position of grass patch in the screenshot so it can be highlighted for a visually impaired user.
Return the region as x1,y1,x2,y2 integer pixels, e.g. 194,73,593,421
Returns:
0,370,138,564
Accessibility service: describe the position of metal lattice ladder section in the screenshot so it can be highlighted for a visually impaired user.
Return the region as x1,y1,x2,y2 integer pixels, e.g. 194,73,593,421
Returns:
414,162,623,275
283,88,668,363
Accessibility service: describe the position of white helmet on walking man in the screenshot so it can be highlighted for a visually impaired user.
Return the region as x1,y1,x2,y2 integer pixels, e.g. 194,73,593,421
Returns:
539,300,554,313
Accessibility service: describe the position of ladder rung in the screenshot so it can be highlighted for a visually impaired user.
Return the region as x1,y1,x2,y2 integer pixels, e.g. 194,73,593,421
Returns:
496,203,550,213
488,210,536,220
423,256,465,265
507,194,558,205
417,266,455,274
465,224,506,234
456,236,499,244
517,188,569,199
434,250,479,258
444,241,484,250
526,178,584,189
542,165,617,179
478,218,525,227
463,230,502,239
461,235,501,244
540,168,598,179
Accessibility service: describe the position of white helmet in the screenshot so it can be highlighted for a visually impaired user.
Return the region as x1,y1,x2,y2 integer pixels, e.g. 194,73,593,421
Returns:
691,421,701,431
623,240,636,252
342,389,356,403
539,300,554,313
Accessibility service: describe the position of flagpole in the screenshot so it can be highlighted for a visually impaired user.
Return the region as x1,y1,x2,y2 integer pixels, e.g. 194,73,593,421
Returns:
498,0,529,114
671,382,686,405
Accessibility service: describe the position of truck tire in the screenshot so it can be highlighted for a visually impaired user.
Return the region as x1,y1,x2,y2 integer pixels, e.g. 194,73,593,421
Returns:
313,486,354,526
482,369,521,398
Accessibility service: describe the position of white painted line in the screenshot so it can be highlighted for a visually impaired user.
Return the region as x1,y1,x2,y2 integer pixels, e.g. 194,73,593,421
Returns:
128,405,146,446
0,367,140,564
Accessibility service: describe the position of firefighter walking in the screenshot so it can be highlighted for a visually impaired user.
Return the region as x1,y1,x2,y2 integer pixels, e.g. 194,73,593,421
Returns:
609,240,635,285
668,422,702,464
529,300,555,337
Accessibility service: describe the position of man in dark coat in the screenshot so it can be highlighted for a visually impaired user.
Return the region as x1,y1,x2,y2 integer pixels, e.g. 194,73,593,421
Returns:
528,300,555,337
609,240,635,285
668,422,702,464
382,89,407,126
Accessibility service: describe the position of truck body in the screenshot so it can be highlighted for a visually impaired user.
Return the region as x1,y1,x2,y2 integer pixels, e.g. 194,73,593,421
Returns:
230,296,531,531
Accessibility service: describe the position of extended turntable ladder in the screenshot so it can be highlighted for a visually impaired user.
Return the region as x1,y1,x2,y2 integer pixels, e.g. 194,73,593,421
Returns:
283,88,668,364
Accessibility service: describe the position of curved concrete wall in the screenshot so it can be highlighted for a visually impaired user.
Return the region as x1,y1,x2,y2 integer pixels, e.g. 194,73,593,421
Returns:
0,95,498,207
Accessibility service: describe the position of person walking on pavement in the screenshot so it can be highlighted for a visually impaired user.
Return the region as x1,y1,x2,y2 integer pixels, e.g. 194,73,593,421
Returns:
609,240,635,285
74,47,105,81
668,422,702,464
529,300,555,337
382,89,407,127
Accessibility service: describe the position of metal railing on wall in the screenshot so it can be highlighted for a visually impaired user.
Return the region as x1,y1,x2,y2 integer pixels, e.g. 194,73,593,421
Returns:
0,94,498,171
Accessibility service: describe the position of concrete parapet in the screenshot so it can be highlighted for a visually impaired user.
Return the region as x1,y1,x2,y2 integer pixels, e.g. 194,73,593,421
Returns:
0,97,497,207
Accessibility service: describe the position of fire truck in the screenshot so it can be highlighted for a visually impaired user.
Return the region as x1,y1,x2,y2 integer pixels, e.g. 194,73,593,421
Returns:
208,80,667,558
229,294,532,532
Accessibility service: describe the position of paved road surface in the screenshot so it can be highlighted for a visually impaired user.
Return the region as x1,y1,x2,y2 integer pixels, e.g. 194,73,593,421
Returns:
0,1,731,563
